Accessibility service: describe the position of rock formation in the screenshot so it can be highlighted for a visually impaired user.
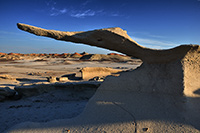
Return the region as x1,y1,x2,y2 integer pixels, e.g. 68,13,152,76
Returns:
17,23,195,64
80,67,122,80
6,23,200,132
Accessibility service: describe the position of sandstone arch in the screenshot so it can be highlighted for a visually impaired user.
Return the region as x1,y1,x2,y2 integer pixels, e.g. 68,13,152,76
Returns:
6,23,200,132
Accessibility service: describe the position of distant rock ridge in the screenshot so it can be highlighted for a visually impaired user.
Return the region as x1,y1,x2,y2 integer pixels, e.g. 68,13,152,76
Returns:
5,23,200,132
0,52,136,62
80,54,133,62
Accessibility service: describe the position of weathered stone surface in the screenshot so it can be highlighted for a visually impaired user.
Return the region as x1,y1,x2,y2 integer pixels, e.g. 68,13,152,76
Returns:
0,75,16,80
80,67,122,80
7,23,200,132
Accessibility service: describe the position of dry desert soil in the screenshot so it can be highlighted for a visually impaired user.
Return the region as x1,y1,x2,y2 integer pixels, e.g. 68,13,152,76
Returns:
0,54,141,132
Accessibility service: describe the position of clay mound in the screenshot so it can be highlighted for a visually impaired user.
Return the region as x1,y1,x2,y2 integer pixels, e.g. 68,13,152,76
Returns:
58,53,70,58
70,52,83,58
0,52,7,55
0,55,21,61
80,54,132,62
107,53,125,56
80,52,89,56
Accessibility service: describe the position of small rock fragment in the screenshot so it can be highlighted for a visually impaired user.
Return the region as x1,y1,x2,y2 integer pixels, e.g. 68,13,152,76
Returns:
143,128,148,131
47,76,57,83
58,77,69,82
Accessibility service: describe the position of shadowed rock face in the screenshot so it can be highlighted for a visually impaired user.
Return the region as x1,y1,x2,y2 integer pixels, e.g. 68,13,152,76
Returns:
6,23,200,132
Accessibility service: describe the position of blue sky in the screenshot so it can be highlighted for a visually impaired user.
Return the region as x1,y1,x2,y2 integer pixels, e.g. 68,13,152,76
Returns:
0,0,200,54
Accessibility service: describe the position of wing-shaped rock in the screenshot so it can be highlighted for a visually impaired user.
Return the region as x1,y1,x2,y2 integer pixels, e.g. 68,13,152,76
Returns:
17,23,196,63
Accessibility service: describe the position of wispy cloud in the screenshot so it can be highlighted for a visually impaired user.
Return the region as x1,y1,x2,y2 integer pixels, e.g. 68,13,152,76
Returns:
46,0,56,6
82,0,90,6
0,31,22,36
29,38,52,42
45,0,121,18
130,36,178,49
45,0,67,16
50,7,67,16
110,13,120,17
130,31,166,39
70,9,95,18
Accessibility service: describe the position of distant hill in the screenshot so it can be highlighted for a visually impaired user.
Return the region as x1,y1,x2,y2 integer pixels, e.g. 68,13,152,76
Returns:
80,54,133,62
0,52,138,62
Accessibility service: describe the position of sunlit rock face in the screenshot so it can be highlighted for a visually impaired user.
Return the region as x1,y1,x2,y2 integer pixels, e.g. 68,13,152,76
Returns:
6,23,200,133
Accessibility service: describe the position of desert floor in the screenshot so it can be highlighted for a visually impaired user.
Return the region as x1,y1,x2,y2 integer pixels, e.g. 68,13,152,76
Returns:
0,57,141,132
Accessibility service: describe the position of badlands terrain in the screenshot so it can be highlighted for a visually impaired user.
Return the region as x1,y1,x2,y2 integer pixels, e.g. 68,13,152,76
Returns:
2,23,199,132
0,52,141,132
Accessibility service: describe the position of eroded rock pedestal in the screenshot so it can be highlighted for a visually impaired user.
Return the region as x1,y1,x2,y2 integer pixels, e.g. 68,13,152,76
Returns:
6,24,200,132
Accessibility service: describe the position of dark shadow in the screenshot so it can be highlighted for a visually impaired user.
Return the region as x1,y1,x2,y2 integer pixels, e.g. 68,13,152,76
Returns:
61,73,82,80
4,94,200,132
0,84,17,87
16,78,47,82
193,88,200,95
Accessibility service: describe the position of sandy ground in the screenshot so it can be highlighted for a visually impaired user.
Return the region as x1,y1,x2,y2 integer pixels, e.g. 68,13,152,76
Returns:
0,57,141,132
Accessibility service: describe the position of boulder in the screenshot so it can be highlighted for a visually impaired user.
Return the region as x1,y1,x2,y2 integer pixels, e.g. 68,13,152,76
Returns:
0,87,16,101
57,77,69,82
80,67,122,80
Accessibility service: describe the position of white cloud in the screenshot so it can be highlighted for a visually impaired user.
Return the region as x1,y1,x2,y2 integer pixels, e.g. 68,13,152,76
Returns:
45,1,122,18
0,31,22,36
46,0,56,6
130,31,166,39
130,36,179,49
70,9,95,18
82,0,90,6
110,13,120,17
50,7,67,16
60,9,67,13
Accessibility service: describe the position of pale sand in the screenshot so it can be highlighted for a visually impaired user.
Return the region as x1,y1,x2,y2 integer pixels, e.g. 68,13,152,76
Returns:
0,57,141,132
